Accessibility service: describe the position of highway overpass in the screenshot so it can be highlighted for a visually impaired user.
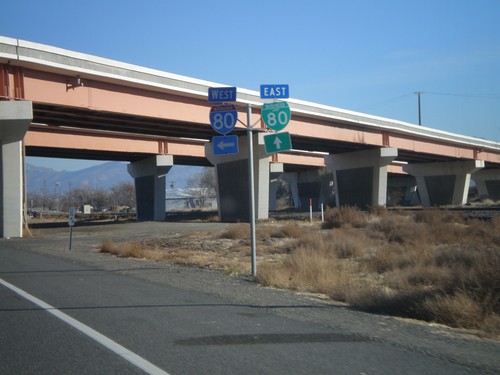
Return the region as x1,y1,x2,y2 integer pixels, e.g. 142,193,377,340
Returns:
1,36,499,237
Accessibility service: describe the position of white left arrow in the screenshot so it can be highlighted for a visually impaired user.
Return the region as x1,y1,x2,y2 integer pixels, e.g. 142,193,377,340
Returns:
217,140,235,150
273,136,282,150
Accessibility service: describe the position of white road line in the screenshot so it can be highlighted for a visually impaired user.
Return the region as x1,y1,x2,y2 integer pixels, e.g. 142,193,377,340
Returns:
0,278,170,375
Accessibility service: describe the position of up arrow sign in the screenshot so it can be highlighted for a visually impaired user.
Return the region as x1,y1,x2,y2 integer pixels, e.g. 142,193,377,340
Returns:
264,132,292,154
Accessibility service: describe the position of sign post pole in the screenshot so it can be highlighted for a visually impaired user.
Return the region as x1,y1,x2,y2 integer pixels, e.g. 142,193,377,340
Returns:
246,103,257,278
68,208,75,251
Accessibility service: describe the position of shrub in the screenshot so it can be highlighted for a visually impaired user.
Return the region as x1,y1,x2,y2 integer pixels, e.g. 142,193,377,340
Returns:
368,205,390,217
322,206,367,229
279,223,305,238
422,291,484,330
370,214,426,244
324,230,365,259
384,264,454,289
219,224,250,239
346,284,434,319
415,209,464,225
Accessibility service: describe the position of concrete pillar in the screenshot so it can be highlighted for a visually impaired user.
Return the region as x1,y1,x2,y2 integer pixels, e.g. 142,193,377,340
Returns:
403,160,484,207
268,162,284,211
387,175,419,206
205,132,271,222
281,172,300,209
282,168,334,210
325,148,398,209
0,101,32,238
473,169,500,201
127,155,173,221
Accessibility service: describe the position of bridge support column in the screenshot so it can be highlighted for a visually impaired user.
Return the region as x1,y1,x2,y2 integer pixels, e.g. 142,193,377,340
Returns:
127,155,173,221
403,160,484,207
387,175,419,206
268,162,284,211
325,148,398,209
281,168,334,210
205,132,271,222
473,169,500,201
281,172,300,209
0,101,32,238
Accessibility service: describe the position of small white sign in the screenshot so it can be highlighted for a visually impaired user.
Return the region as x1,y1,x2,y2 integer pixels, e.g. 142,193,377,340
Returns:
68,208,75,227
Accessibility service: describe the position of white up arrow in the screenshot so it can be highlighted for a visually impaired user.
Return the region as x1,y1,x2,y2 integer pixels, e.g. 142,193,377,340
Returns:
273,135,282,150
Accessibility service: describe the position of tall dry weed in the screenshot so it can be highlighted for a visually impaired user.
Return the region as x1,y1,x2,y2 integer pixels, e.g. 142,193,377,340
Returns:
422,291,485,330
322,206,367,229
370,214,426,244
324,230,365,259
257,243,357,301
219,224,250,239
415,209,464,225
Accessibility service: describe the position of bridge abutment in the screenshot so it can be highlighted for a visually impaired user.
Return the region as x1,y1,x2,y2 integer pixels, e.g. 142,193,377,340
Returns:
403,160,484,206
269,162,284,211
325,148,398,209
0,101,33,238
127,155,173,221
387,175,419,206
473,169,500,201
205,132,273,222
280,168,334,210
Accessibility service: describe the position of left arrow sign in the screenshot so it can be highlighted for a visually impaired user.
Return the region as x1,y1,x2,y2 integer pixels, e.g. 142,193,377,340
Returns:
213,135,239,155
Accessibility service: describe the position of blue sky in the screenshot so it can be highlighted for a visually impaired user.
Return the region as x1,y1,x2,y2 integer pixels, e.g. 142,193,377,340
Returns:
2,0,499,171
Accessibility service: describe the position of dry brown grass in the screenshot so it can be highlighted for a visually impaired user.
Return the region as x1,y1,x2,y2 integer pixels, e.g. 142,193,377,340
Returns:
99,208,500,338
219,224,250,239
322,206,367,229
256,246,356,301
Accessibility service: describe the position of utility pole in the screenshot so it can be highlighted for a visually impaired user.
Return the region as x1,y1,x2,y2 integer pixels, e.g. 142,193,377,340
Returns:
415,91,423,126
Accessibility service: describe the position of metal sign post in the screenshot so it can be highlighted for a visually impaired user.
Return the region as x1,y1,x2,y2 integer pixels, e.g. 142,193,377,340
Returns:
68,208,75,251
207,85,290,278
246,103,257,278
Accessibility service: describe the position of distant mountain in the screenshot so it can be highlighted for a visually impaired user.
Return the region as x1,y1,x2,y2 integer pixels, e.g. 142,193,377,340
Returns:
26,162,205,192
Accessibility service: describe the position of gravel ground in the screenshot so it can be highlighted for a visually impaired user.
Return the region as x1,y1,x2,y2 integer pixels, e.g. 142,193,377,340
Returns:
6,220,500,374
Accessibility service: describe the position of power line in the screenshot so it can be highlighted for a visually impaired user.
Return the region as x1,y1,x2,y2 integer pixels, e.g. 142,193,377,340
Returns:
423,91,500,99
356,93,414,111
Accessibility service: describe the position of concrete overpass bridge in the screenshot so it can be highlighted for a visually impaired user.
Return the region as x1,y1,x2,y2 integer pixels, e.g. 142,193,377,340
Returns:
1,36,499,237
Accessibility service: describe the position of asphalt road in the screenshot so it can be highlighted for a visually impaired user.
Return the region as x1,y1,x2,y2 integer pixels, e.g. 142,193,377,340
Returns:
1,221,499,374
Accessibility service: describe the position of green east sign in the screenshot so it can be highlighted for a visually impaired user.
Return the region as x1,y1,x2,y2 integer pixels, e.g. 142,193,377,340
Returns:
261,101,291,131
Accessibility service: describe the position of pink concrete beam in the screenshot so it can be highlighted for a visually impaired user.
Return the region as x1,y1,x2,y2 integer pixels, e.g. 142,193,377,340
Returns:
24,126,205,157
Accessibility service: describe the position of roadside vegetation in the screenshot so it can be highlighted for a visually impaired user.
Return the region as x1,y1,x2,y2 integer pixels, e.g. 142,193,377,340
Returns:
99,207,500,338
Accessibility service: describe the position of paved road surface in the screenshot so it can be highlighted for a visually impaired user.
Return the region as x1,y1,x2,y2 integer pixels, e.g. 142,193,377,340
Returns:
1,222,498,374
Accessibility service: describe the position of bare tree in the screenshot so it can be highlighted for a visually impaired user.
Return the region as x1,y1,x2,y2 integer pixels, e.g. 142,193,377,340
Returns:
110,181,135,210
187,168,216,208
27,190,56,212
